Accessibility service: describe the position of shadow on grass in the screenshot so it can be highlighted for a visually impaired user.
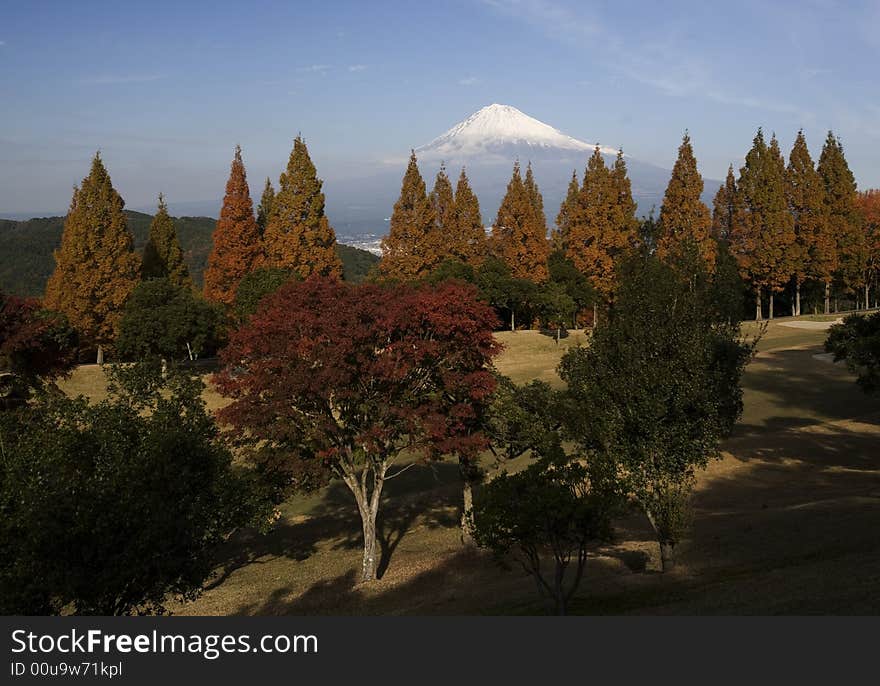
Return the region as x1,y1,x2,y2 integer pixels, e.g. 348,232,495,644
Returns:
207,460,463,591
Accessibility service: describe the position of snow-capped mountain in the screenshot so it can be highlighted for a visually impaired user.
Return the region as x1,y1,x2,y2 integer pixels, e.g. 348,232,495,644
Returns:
416,103,618,160
323,104,719,254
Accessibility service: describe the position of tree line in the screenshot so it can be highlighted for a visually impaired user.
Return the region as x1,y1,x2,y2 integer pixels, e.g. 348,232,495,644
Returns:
39,137,344,364
378,130,879,325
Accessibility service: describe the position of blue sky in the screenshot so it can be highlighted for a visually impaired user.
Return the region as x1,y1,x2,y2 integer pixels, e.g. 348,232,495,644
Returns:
1,0,878,214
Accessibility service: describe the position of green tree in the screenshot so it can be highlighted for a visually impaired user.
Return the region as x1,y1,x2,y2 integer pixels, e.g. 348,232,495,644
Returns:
117,278,223,362
547,250,595,329
380,151,437,279
234,266,299,322
44,153,141,363
559,254,752,571
256,177,275,236
471,459,614,615
825,312,880,394
141,194,191,288
0,364,269,615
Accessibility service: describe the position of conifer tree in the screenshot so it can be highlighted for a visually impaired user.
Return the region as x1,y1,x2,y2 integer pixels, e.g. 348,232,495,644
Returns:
450,167,486,265
553,170,580,250
785,130,828,316
491,161,549,283
203,145,264,306
256,178,275,236
657,133,716,271
263,136,342,278
524,161,547,232
430,163,456,232
565,147,635,318
711,166,739,241
44,153,140,363
731,129,797,320
856,189,880,308
141,194,191,288
818,131,864,311
380,151,437,280
610,149,639,243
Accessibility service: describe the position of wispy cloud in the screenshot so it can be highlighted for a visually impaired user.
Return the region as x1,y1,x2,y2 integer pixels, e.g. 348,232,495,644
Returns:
0,41,6,46
78,74,165,85
483,0,810,120
297,64,331,73
348,64,367,72
458,76,479,86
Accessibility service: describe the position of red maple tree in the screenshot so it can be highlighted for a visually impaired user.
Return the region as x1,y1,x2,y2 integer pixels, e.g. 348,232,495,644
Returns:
214,277,500,581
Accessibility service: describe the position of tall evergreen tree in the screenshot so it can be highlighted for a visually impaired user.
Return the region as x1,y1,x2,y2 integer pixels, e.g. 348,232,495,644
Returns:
566,147,635,318
785,130,829,315
44,153,140,363
524,161,547,233
141,194,191,288
856,189,880,308
380,151,437,279
610,149,639,243
430,163,456,232
711,166,739,241
731,129,797,320
818,131,865,310
657,133,715,271
450,167,486,265
263,136,342,278
256,178,275,236
491,161,549,283
204,145,263,306
553,170,580,250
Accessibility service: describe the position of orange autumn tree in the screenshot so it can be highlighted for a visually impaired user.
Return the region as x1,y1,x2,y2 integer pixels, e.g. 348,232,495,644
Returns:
204,145,264,306
44,152,140,363
657,132,716,271
785,130,828,316
450,167,487,265
491,160,549,282
263,136,342,278
565,147,636,314
819,131,866,310
856,189,880,307
380,151,437,280
711,165,741,242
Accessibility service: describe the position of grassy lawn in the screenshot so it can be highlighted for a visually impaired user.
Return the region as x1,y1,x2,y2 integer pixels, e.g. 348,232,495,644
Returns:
56,318,880,614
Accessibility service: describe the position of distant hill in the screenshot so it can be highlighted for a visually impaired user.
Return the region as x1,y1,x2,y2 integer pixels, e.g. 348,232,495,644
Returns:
0,211,379,298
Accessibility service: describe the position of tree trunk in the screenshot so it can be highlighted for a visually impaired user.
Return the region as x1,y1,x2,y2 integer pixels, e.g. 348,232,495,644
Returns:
510,309,515,332
460,477,476,546
593,302,598,328
344,465,386,583
96,345,104,366
659,541,676,572
866,284,870,311
755,287,762,321
769,292,774,320
795,282,801,317
553,561,567,616
824,282,831,315
556,327,560,345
